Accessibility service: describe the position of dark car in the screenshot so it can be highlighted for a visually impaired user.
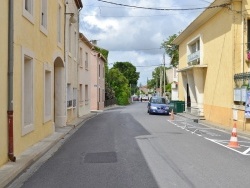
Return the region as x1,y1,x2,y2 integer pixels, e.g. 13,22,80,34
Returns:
147,96,170,115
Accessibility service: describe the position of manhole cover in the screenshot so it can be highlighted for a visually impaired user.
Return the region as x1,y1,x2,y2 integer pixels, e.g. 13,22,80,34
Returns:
84,152,117,163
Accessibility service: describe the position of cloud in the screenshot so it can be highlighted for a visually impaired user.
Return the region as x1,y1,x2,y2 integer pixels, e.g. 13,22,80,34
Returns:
80,0,214,85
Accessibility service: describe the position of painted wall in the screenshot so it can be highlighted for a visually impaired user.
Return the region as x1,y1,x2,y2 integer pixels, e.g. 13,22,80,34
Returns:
90,53,105,111
177,1,249,130
90,53,98,110
78,34,92,116
66,0,80,122
11,0,65,157
0,0,9,166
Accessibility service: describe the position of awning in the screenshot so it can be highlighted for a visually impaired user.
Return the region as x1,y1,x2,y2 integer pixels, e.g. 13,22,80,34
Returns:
177,64,208,72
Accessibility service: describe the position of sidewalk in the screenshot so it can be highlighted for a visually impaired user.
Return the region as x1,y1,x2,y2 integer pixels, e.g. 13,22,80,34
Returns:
0,112,99,188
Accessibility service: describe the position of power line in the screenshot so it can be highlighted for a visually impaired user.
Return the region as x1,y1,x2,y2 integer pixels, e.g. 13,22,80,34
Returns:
80,10,203,18
97,0,230,11
106,48,163,51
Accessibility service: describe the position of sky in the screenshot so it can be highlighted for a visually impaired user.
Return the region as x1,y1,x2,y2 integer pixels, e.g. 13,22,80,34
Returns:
79,0,214,86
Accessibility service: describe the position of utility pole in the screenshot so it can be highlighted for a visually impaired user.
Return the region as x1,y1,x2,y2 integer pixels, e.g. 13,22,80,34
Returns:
163,53,166,97
160,69,162,97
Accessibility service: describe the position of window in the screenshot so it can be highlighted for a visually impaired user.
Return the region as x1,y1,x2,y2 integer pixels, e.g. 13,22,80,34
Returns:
73,88,77,108
44,69,52,122
25,0,33,14
22,48,34,135
247,20,250,50
187,37,201,65
41,0,48,33
74,31,77,58
79,48,83,67
69,23,72,53
23,0,34,23
189,40,200,53
85,52,88,70
79,84,83,105
67,84,72,108
99,63,101,78
99,88,101,102
85,85,89,105
57,4,62,44
103,65,105,78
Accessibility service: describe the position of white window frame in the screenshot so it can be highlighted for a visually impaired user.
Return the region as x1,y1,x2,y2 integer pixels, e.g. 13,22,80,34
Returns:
187,35,203,65
40,0,48,35
23,0,34,24
44,63,52,123
67,84,72,108
22,47,35,135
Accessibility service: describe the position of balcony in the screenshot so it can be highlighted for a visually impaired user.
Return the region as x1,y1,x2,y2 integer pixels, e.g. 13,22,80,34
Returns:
187,50,200,65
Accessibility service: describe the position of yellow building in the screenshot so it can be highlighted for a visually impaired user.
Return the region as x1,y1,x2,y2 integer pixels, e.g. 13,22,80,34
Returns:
0,0,66,167
0,0,9,166
174,0,250,131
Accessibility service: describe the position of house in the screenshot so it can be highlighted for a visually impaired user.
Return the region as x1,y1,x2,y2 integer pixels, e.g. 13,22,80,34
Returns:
173,0,250,131
0,0,66,166
78,33,92,116
90,48,106,111
170,67,179,100
65,0,83,123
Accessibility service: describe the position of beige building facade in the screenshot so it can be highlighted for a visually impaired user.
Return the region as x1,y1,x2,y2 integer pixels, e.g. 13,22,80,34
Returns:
78,33,92,116
90,51,106,111
174,0,250,131
65,0,83,122
0,0,66,167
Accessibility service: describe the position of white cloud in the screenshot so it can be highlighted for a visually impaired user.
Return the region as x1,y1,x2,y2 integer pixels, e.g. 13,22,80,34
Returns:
80,0,214,85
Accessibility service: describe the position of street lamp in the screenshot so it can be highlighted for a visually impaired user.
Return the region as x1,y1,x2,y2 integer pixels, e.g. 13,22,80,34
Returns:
65,13,77,24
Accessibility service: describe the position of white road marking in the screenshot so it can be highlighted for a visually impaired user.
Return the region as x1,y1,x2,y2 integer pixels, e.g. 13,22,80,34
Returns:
243,147,250,155
205,138,250,156
168,120,250,155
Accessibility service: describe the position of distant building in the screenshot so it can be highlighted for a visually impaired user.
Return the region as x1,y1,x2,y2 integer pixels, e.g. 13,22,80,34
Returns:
90,50,106,111
65,0,83,123
78,33,92,116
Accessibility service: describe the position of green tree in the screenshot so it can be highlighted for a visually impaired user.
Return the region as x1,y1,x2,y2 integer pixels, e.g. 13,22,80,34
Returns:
108,68,130,105
147,66,169,94
161,34,179,67
113,62,140,86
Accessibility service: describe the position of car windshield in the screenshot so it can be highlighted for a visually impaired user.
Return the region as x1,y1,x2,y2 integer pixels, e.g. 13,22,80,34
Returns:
151,98,166,104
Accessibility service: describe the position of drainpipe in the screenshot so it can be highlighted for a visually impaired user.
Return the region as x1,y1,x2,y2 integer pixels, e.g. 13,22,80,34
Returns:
8,0,16,162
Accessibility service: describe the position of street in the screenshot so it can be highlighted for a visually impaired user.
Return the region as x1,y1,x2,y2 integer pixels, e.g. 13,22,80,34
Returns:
9,102,250,188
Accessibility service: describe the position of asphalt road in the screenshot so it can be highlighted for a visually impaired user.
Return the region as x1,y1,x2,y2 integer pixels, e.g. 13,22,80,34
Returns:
9,102,250,188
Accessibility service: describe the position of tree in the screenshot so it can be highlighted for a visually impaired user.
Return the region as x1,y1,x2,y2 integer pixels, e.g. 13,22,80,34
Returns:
161,34,179,67
147,66,169,95
113,62,140,86
108,68,130,105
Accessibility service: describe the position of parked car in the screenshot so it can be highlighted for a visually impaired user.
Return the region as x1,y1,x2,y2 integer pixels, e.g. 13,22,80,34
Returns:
147,96,170,115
